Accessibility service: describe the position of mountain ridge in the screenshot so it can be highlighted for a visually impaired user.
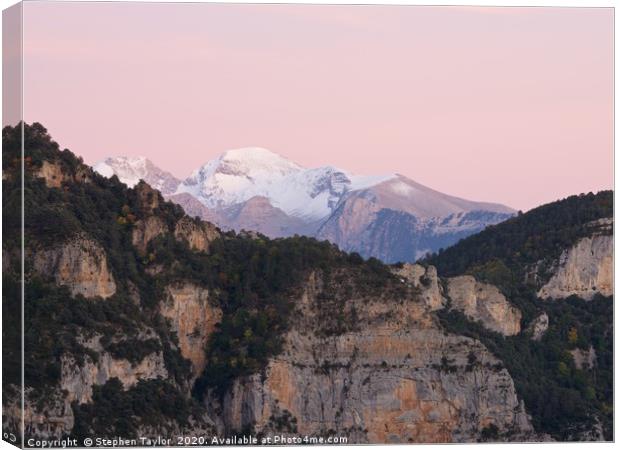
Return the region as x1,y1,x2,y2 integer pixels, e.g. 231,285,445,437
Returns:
95,148,515,263
3,123,612,443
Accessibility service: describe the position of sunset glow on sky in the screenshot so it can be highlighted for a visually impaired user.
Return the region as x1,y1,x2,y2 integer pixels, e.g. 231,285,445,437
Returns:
12,2,614,210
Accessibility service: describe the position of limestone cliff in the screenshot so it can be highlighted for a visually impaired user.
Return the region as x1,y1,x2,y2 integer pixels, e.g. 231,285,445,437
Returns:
538,219,613,300
33,235,116,299
4,338,169,442
212,272,536,443
4,388,75,442
132,215,168,254
60,350,168,404
174,216,220,253
570,347,597,371
526,313,549,341
392,263,445,310
446,276,521,336
35,160,92,188
160,282,222,378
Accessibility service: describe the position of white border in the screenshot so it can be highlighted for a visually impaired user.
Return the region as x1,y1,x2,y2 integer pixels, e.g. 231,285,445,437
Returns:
0,1,616,450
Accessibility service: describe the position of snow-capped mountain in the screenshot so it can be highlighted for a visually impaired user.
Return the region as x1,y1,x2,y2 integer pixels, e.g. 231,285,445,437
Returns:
94,148,515,262
94,156,181,195
176,147,395,221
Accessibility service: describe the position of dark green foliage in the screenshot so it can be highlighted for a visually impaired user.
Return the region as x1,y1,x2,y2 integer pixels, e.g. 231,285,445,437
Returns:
438,293,612,440
426,191,612,285
480,424,499,442
2,275,22,388
4,123,612,441
3,123,402,435
20,276,189,390
106,339,162,364
188,237,398,398
427,191,613,440
71,378,205,440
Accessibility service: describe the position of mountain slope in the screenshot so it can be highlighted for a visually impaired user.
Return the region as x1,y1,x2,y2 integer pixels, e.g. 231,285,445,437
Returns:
174,147,395,221
95,149,515,263
424,191,613,440
94,156,181,195
317,175,514,262
4,123,542,444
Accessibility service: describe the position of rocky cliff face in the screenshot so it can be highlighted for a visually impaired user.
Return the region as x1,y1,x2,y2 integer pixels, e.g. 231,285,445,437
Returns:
33,235,117,299
160,282,222,378
392,263,445,311
570,347,597,371
132,216,168,254
212,272,536,443
446,276,521,336
538,219,613,300
35,160,92,188
4,388,75,442
526,313,549,341
174,217,220,253
13,124,607,444
60,343,168,404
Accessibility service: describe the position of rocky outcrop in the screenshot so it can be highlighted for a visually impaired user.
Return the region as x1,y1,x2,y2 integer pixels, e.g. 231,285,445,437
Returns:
526,313,549,341
133,180,161,213
213,273,536,443
33,235,116,299
174,216,219,253
538,221,613,300
446,276,521,336
36,160,71,188
35,160,92,188
60,346,168,404
392,263,445,310
4,387,75,441
160,282,222,378
570,346,597,371
130,183,172,253
132,215,168,254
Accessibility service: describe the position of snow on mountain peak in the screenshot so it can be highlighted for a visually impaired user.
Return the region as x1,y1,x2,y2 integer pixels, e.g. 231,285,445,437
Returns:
95,148,396,221
175,147,395,220
215,147,303,179
94,156,150,187
93,156,180,194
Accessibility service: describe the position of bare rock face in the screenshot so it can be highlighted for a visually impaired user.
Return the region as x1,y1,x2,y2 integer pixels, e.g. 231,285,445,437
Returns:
131,182,170,254
60,347,168,404
446,276,521,336
36,160,71,188
538,221,613,300
34,236,116,299
570,346,597,371
4,387,74,441
174,216,220,253
526,313,549,341
35,160,92,188
160,282,222,378
214,273,535,443
392,263,445,310
7,341,168,440
132,215,168,254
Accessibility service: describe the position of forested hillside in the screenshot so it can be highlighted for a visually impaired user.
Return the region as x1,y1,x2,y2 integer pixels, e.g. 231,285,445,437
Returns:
2,123,613,444
424,192,613,440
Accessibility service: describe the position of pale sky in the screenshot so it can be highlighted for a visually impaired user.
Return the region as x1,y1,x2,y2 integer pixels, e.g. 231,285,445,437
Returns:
12,2,614,211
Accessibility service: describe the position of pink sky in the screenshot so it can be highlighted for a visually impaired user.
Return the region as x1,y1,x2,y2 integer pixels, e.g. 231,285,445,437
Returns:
15,3,613,211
